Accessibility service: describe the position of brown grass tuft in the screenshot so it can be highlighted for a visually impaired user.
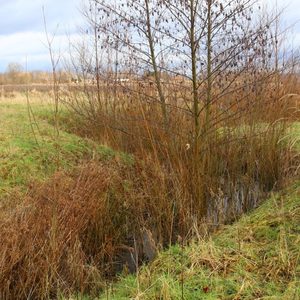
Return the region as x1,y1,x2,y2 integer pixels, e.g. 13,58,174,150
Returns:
0,162,122,298
0,159,179,299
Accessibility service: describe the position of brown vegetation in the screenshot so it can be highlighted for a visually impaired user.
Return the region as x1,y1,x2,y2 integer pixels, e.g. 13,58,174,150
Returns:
0,162,121,299
0,125,296,299
0,0,299,299
0,160,175,299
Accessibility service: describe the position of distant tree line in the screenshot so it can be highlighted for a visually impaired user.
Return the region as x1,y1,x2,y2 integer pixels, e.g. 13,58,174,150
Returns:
0,62,71,85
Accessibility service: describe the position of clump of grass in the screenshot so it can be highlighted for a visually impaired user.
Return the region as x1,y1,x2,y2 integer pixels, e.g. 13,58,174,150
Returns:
0,157,178,299
0,162,123,299
36,105,84,134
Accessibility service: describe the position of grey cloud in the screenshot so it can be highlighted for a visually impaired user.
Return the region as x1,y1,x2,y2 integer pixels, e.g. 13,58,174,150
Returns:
0,0,299,72
0,0,82,36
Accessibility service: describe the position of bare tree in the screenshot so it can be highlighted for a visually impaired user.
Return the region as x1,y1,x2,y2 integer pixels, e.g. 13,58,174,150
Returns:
86,0,169,127
5,62,24,84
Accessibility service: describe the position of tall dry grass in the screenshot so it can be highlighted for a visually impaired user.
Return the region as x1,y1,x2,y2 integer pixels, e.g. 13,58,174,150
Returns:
0,72,298,299
61,73,298,227
0,128,293,299
0,159,181,299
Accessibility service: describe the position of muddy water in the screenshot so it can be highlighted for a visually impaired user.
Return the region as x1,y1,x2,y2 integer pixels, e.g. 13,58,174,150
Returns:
207,181,262,225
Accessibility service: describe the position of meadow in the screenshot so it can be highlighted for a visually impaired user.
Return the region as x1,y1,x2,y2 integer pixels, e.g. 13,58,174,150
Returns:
1,0,300,298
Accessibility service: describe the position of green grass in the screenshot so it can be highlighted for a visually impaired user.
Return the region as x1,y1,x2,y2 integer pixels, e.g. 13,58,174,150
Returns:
94,182,300,300
0,99,131,195
288,122,300,151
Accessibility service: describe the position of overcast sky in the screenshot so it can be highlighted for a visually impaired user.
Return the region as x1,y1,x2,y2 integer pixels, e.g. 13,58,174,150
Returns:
0,0,299,72
0,0,83,71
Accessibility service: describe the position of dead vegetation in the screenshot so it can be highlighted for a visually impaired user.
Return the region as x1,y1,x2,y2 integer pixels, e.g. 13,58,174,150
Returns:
0,120,296,299
0,159,176,299
0,0,299,299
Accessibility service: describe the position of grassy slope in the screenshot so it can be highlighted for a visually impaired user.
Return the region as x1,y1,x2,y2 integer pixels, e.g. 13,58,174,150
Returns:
96,124,300,300
97,183,299,300
0,97,125,195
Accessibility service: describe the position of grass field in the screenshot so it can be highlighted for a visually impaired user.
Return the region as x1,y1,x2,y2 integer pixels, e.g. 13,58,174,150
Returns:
0,95,129,196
